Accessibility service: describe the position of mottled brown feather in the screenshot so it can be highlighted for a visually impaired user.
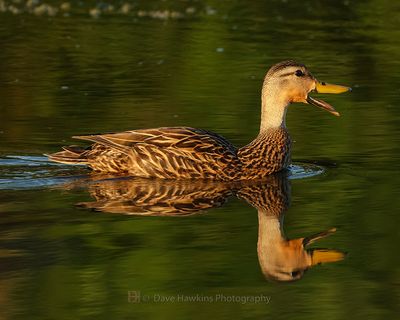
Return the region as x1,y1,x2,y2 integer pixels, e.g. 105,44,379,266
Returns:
47,126,291,180
77,178,234,216
72,173,288,216
46,60,351,179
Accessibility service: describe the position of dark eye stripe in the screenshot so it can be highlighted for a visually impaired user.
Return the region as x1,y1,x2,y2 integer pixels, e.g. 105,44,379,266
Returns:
279,72,295,77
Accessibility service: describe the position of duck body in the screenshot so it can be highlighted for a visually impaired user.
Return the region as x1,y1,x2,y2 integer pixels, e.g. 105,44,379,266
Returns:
47,60,350,180
49,126,291,181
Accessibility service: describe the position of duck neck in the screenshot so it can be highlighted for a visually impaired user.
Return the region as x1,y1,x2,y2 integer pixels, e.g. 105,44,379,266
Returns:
260,87,290,133
257,210,286,271
258,210,285,248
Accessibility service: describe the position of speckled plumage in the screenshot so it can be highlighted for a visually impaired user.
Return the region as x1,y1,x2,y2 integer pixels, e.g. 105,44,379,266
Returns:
47,60,350,180
48,126,291,181
238,127,291,180
75,173,287,216
77,177,234,216
73,173,344,282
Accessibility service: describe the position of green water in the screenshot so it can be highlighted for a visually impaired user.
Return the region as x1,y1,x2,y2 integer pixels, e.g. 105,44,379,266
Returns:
1,1,400,319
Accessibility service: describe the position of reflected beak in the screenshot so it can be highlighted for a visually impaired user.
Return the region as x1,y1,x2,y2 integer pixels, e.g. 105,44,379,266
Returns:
301,228,347,266
302,227,337,246
311,249,346,266
306,81,351,117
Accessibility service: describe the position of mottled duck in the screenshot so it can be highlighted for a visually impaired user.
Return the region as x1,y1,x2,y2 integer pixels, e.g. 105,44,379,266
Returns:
47,60,351,180
72,173,345,281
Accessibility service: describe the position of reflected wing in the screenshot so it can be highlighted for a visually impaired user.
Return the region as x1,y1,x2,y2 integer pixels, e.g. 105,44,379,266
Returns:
77,177,234,216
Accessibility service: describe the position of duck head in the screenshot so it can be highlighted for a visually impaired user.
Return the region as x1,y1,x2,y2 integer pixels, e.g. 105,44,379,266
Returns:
260,60,351,129
257,220,346,282
237,175,346,283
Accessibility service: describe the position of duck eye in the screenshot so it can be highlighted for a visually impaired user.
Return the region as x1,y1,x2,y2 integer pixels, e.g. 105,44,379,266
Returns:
290,270,300,277
295,70,304,77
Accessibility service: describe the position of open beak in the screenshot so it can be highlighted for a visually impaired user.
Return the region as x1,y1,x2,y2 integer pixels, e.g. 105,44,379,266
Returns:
306,81,351,117
302,227,337,246
301,228,347,266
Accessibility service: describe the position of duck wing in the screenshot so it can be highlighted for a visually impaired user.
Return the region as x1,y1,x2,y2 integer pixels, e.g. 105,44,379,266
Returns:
76,177,234,216
72,127,240,179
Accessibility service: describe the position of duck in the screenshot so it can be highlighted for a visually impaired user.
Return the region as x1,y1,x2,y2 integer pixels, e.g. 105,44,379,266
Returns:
76,177,234,216
237,178,345,282
47,60,350,180
72,173,345,282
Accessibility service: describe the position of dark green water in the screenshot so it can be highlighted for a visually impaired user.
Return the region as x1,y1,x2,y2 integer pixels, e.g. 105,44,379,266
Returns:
1,1,400,319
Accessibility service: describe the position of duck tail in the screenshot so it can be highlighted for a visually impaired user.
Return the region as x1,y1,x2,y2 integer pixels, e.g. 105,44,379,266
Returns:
45,145,89,165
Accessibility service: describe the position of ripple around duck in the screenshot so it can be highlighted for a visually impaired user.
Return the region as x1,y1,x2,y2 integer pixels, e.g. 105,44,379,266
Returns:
288,163,325,180
0,155,88,190
0,156,325,190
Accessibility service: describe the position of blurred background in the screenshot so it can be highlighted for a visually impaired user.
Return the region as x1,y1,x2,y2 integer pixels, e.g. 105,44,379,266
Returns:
0,0,399,319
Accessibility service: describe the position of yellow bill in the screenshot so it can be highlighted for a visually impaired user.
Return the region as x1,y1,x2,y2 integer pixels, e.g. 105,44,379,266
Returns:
307,81,351,116
315,81,351,94
311,249,346,266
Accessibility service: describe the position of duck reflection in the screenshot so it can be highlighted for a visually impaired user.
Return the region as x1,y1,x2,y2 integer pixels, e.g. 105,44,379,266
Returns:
237,181,344,281
77,178,233,216
76,173,345,281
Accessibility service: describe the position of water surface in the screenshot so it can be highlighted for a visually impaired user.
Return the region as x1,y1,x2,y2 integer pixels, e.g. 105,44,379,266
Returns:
1,1,400,319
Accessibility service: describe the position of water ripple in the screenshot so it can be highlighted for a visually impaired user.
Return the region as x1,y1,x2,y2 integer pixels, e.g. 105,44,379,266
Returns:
0,156,324,190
